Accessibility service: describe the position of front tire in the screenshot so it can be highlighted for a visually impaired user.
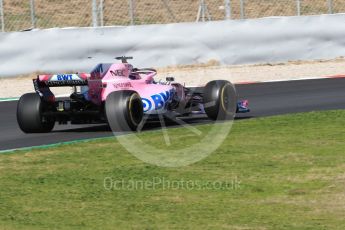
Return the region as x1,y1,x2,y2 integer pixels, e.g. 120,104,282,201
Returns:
17,93,55,133
105,91,143,132
203,80,237,120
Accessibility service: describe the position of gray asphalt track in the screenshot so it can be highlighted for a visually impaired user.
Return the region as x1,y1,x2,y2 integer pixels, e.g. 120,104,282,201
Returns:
1,78,345,151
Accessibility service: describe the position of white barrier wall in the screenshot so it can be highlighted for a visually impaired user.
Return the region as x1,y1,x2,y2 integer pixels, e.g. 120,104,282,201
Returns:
0,14,345,77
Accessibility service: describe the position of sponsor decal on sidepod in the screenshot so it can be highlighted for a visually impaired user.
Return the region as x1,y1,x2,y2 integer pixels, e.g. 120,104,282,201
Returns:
142,90,174,112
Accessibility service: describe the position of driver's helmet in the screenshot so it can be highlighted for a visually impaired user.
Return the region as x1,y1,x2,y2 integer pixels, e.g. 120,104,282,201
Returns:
127,64,134,72
127,64,140,80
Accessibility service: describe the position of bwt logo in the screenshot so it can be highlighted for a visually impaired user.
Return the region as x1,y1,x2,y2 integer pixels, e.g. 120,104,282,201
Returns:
57,74,73,81
142,90,174,112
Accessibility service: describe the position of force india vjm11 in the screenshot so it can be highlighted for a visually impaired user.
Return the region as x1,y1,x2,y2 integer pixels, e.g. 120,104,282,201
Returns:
17,57,249,133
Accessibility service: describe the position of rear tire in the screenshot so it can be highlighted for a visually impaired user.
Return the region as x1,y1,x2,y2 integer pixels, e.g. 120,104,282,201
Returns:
203,80,237,120
105,91,143,132
17,93,55,133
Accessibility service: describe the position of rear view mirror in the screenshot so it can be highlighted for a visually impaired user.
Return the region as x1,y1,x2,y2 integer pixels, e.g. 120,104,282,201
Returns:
166,77,175,82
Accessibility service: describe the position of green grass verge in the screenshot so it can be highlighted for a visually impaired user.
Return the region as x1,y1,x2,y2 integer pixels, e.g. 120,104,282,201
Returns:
0,110,345,229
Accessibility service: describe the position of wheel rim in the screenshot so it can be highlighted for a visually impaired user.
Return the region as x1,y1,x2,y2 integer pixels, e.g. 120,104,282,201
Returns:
128,93,143,126
220,83,234,115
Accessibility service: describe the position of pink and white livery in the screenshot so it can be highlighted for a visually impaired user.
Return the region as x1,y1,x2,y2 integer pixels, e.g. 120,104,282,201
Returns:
17,56,249,133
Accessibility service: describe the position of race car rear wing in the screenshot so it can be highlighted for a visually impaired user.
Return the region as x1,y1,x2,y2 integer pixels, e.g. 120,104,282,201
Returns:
33,73,90,102
36,73,90,87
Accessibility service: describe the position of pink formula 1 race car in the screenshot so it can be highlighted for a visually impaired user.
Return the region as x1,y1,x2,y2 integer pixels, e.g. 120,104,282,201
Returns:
17,57,249,133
